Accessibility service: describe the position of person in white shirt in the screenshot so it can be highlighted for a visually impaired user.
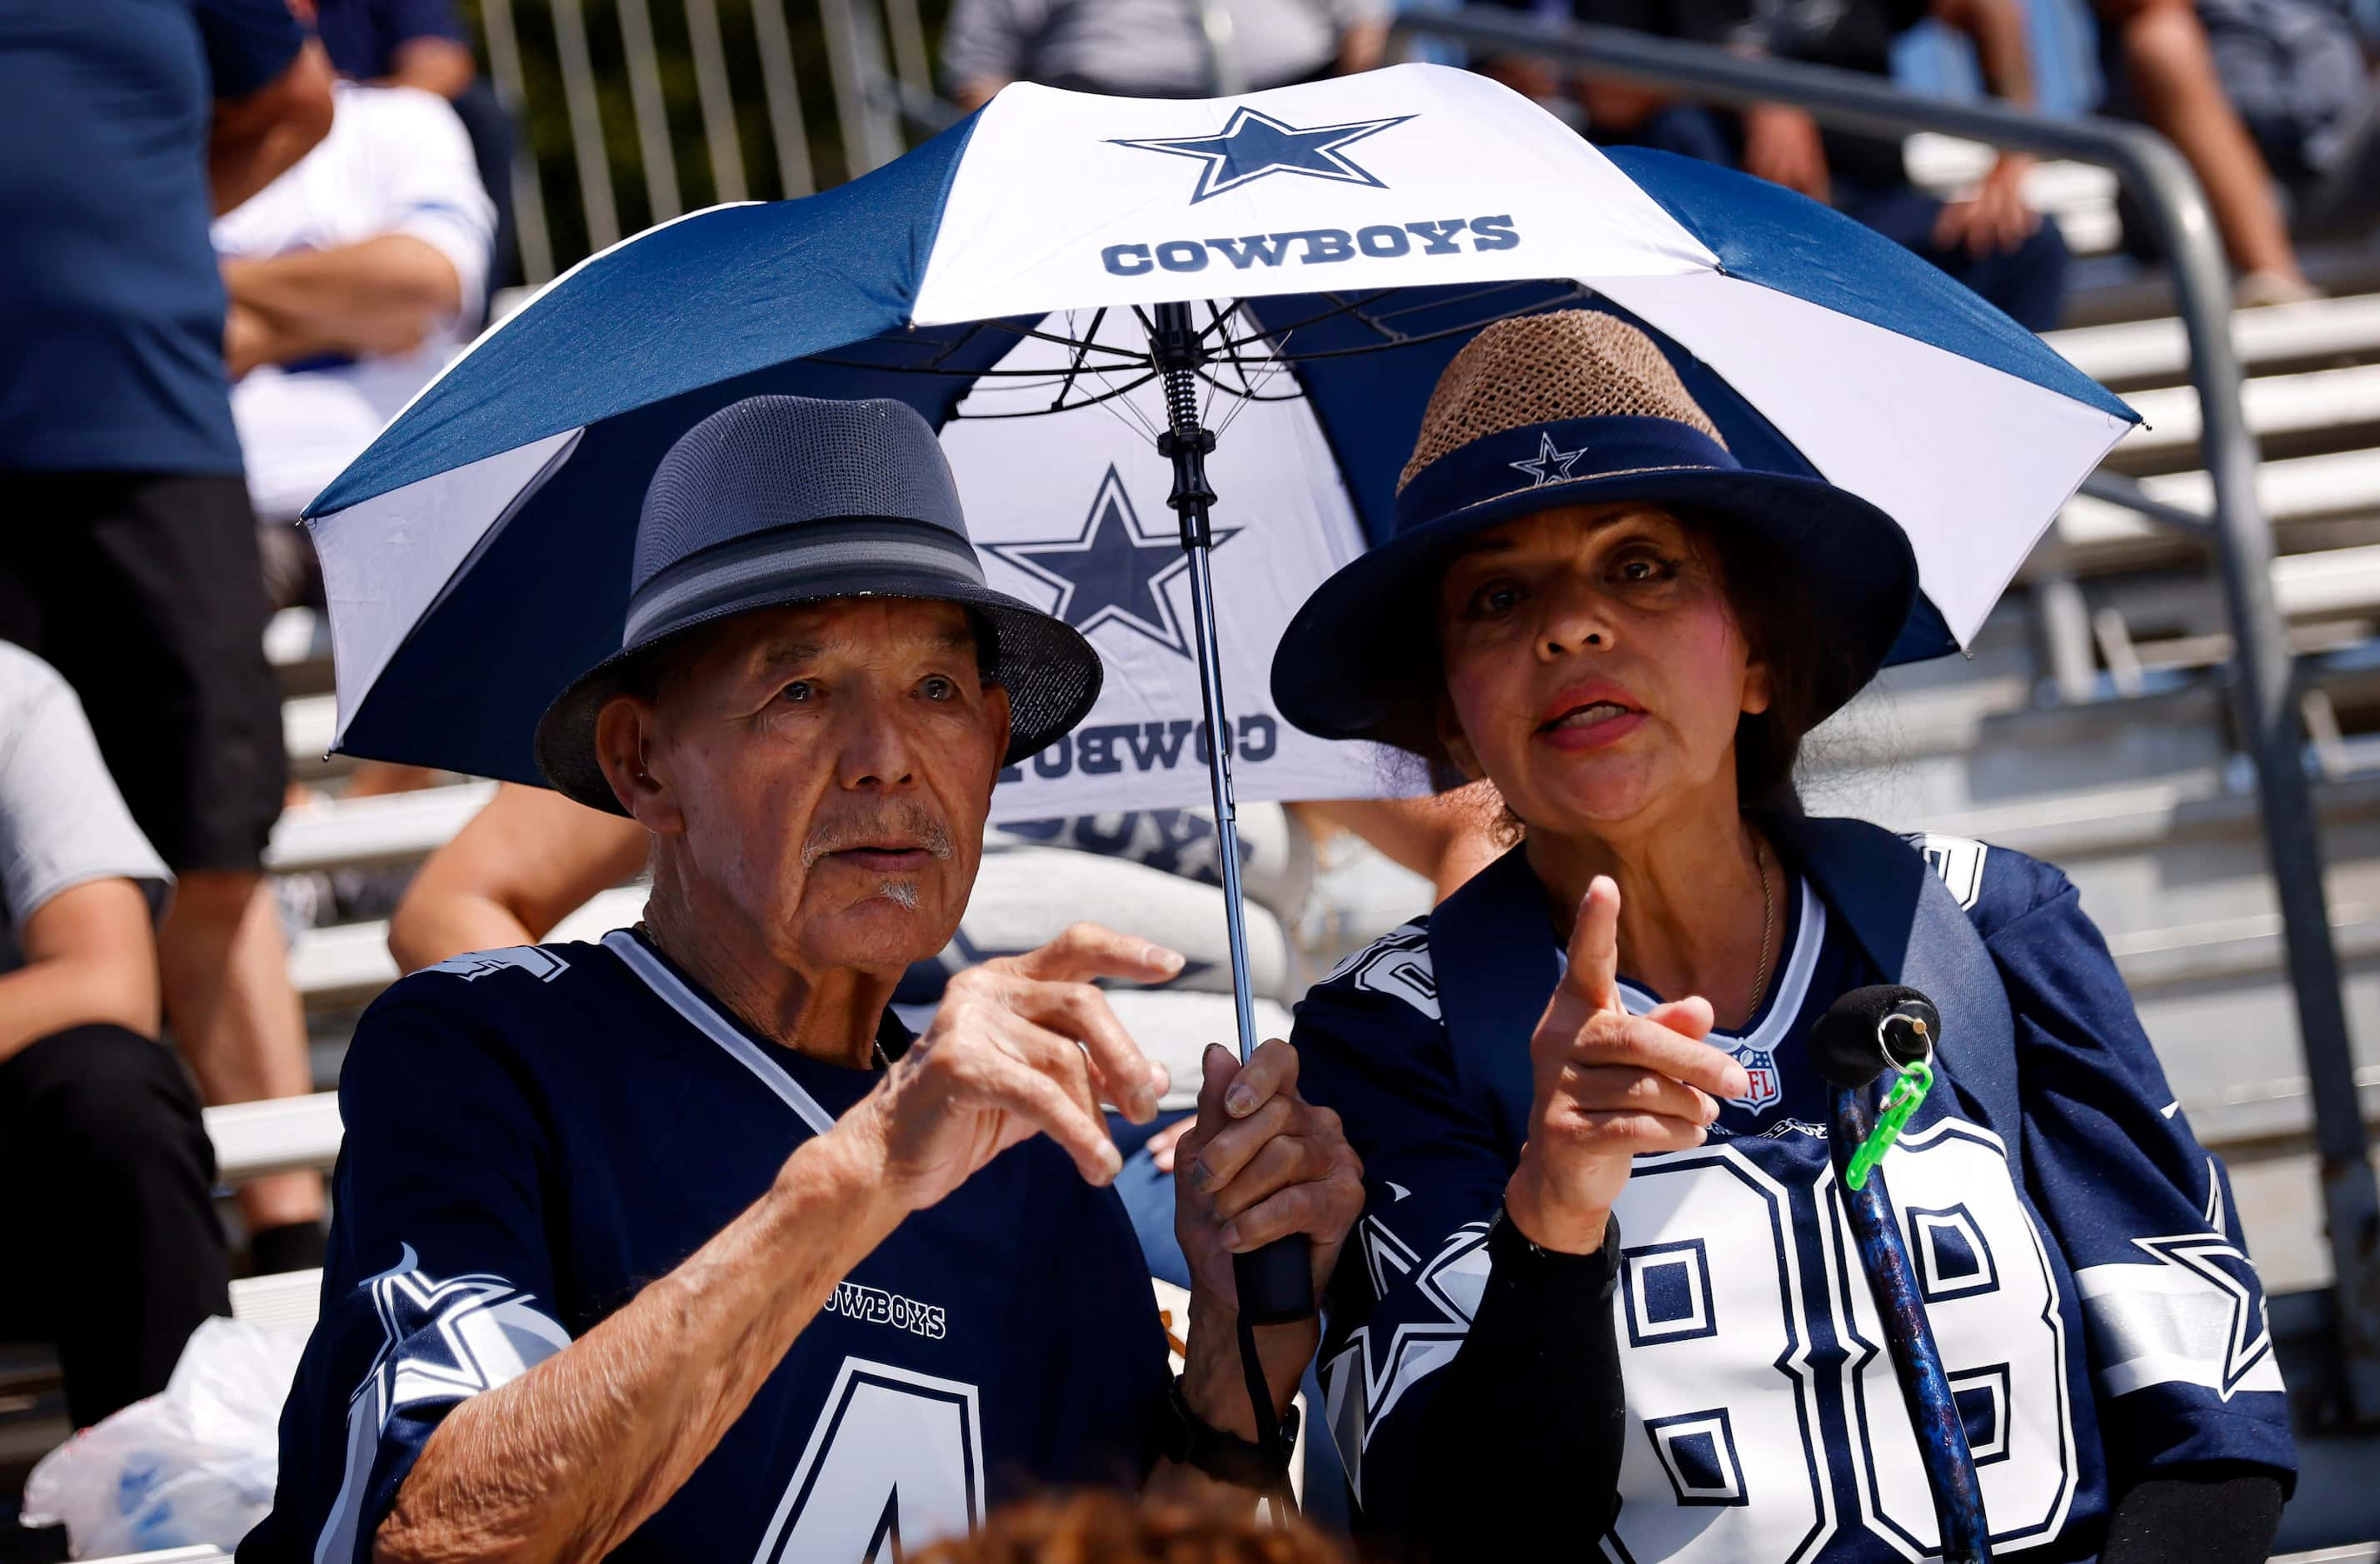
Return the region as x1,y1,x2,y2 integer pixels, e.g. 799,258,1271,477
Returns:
214,77,495,526
0,643,229,1432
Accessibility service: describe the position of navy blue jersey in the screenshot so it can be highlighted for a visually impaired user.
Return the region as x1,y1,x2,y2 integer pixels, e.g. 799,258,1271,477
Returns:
242,929,1170,1563
1295,836,2292,1562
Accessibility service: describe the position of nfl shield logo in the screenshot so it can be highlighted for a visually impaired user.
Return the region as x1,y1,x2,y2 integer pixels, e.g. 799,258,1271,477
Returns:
1727,1043,1783,1113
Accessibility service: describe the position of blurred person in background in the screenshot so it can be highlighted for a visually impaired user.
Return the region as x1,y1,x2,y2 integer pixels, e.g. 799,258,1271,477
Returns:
2091,0,2368,294
1491,0,2070,331
216,53,494,603
0,644,231,1435
942,0,1391,107
0,0,335,1274
309,0,518,300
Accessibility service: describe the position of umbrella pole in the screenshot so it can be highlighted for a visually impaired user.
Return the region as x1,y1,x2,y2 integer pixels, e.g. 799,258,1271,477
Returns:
1150,298,1312,1507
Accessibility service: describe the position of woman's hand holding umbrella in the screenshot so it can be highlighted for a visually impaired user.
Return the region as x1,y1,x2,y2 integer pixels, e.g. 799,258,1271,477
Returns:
1504,875,1753,1253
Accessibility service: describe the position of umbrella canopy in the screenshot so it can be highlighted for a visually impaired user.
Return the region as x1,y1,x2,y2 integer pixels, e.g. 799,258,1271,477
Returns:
304,62,2136,800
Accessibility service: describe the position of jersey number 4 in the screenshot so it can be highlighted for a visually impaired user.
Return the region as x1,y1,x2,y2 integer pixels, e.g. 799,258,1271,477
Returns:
753,1358,986,1562
1605,1124,2078,1564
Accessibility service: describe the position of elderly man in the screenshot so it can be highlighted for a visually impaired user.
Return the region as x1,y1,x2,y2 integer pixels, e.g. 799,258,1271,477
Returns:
242,396,1362,1562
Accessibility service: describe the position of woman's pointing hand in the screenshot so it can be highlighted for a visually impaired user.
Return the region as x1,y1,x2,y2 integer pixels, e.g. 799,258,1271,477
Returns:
1504,875,1751,1253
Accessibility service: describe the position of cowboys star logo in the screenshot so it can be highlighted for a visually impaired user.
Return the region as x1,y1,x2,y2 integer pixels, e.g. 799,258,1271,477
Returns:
1110,107,1415,205
984,465,1237,659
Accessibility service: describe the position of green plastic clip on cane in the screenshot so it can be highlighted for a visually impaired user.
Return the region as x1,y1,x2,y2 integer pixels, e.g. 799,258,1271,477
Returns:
1846,1058,1933,1190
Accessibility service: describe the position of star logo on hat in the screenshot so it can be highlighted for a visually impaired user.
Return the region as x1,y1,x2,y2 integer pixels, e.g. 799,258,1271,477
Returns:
985,466,1238,659
1509,431,1589,488
1110,107,1415,206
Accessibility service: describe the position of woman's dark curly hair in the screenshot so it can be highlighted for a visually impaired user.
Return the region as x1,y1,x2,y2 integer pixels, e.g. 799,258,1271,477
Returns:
1369,507,1866,816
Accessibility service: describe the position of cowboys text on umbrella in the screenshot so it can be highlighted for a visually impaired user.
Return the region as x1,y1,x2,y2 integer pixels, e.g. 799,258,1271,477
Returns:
1110,107,1415,206
985,466,1238,658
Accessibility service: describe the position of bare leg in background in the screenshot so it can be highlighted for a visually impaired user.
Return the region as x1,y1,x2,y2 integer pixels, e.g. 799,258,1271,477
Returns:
162,869,326,1233
2111,0,2309,287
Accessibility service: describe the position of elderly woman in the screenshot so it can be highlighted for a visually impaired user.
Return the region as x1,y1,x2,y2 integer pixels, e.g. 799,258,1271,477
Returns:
1270,312,2295,1561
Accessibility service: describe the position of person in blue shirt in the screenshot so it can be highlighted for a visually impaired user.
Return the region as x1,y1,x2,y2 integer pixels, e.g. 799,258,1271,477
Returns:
1265,310,2295,1560
241,394,1365,1562
0,0,337,1273
1483,0,2070,332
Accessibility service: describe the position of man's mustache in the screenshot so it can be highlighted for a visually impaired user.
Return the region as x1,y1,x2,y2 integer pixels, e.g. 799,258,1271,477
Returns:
800,804,955,869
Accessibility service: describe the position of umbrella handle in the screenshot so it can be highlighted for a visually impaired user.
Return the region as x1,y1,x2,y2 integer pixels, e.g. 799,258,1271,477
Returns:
1152,299,1316,1503
1235,1238,1315,1325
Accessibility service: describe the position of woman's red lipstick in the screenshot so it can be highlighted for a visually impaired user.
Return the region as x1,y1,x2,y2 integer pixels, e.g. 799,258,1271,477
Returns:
1535,683,1646,751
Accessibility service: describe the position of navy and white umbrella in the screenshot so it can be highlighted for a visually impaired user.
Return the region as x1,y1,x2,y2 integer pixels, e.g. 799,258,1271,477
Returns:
303,59,2136,1111
310,62,2134,790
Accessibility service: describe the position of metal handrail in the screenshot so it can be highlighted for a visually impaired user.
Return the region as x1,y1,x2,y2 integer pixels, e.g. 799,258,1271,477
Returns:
1392,5,2379,1422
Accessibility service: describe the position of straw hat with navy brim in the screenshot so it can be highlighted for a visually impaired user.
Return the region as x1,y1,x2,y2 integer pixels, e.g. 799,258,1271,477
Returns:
1269,311,1919,750
536,394,1104,815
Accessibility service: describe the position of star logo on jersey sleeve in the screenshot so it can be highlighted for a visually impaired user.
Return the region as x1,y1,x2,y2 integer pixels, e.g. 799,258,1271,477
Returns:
984,466,1235,658
2078,1158,2280,1402
357,1244,571,1412
1110,107,1415,205
1509,431,1589,488
2121,1163,2276,1397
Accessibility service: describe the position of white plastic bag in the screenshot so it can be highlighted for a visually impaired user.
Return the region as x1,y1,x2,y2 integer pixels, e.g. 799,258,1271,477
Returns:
20,1316,308,1558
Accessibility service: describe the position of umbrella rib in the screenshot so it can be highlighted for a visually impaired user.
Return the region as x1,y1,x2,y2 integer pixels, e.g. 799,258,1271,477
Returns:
920,322,995,371
975,316,1150,361
1367,278,1595,326
949,367,1166,421
805,356,1145,380
1052,307,1111,412
1206,290,1404,356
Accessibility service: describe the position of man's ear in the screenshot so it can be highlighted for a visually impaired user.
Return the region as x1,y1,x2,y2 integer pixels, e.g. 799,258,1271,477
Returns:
980,684,1014,797
593,695,686,834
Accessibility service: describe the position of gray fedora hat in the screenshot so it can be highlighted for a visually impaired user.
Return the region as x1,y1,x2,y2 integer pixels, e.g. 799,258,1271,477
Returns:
534,394,1104,814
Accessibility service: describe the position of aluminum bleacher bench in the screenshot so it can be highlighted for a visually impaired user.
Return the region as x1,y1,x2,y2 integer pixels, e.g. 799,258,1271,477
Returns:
202,1096,343,1185
265,782,496,875
2050,294,2380,387
261,610,330,678
288,884,650,1013
2118,364,2380,459
278,695,339,780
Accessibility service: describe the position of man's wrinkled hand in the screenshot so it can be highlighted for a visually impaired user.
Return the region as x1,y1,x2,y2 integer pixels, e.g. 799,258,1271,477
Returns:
1173,1040,1364,1308
835,923,1180,1215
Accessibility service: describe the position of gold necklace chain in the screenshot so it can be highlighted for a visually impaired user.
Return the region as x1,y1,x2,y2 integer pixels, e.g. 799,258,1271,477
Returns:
1745,835,1775,1021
